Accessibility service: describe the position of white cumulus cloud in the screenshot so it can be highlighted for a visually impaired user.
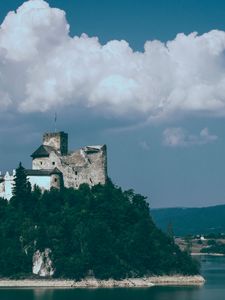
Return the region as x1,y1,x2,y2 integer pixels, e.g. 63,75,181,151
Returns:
1,0,225,121
163,127,218,147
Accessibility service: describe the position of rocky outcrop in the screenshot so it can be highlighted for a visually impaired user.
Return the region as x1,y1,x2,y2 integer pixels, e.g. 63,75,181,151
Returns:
32,249,54,277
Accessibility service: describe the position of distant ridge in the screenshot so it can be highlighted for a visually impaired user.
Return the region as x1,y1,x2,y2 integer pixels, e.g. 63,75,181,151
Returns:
151,204,225,236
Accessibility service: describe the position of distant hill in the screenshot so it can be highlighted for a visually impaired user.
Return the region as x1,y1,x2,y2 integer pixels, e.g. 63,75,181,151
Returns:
151,204,225,236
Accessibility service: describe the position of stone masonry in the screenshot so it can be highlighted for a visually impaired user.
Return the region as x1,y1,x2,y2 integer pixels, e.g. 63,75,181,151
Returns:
0,131,108,200
31,131,108,189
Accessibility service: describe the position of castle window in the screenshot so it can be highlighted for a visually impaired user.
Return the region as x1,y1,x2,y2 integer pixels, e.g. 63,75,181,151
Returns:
75,171,78,175
52,162,55,166
54,178,57,182
40,161,42,165
90,178,93,183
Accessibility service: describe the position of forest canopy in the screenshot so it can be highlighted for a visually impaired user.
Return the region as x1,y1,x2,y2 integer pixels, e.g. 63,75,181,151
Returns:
0,164,199,279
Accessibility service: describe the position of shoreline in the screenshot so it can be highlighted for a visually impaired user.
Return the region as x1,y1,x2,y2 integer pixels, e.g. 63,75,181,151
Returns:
191,253,225,256
0,276,205,288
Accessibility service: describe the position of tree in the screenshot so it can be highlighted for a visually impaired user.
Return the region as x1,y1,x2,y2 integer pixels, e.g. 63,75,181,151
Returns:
184,235,193,254
0,179,200,279
11,162,31,210
167,222,174,239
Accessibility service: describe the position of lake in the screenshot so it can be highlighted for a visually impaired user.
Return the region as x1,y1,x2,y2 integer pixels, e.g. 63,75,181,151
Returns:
0,256,224,300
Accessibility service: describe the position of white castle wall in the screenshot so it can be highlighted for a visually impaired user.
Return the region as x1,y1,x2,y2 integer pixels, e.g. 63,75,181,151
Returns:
0,174,55,201
0,171,15,201
28,176,51,193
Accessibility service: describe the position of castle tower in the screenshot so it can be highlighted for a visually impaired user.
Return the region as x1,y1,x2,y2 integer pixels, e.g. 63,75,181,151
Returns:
43,132,68,155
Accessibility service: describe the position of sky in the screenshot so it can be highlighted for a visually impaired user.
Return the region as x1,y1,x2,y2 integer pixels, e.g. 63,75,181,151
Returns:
1,0,225,208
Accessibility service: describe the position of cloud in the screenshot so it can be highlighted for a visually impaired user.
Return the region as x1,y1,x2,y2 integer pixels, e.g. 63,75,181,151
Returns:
163,127,218,147
1,0,225,122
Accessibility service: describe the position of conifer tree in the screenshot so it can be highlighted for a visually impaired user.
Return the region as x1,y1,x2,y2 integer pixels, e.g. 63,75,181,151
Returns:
167,222,174,239
11,162,31,209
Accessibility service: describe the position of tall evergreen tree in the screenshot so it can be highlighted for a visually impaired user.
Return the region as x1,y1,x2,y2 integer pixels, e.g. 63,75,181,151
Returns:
11,162,31,209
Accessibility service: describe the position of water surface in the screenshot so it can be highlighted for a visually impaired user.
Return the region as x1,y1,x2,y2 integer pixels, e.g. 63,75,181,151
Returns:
0,256,224,300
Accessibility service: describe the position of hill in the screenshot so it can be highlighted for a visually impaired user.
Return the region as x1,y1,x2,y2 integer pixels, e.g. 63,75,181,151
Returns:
0,164,199,279
151,205,225,236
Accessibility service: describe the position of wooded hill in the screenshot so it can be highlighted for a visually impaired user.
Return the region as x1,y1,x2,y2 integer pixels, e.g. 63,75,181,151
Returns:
152,205,225,236
0,163,199,279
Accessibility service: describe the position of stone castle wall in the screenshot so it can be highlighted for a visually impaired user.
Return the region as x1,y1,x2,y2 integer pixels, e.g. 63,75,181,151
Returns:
61,146,107,188
32,131,107,189
32,145,107,189
1,131,108,200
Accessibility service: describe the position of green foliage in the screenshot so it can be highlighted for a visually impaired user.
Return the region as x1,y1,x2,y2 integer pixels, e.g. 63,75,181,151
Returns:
207,239,216,246
184,235,193,254
11,162,32,211
152,206,225,236
201,241,225,254
0,198,33,277
0,180,199,279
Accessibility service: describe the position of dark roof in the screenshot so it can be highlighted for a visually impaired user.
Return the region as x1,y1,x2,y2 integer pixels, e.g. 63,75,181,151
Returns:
31,145,55,158
50,168,62,175
25,168,62,176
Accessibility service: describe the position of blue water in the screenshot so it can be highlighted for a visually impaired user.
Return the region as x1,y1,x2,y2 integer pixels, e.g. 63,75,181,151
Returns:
0,256,224,300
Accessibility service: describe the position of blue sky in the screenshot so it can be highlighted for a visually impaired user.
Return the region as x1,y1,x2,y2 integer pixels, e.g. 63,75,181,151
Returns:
2,0,225,49
1,0,225,208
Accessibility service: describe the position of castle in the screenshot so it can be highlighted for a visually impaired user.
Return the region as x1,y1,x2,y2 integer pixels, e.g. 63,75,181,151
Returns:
0,132,107,200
